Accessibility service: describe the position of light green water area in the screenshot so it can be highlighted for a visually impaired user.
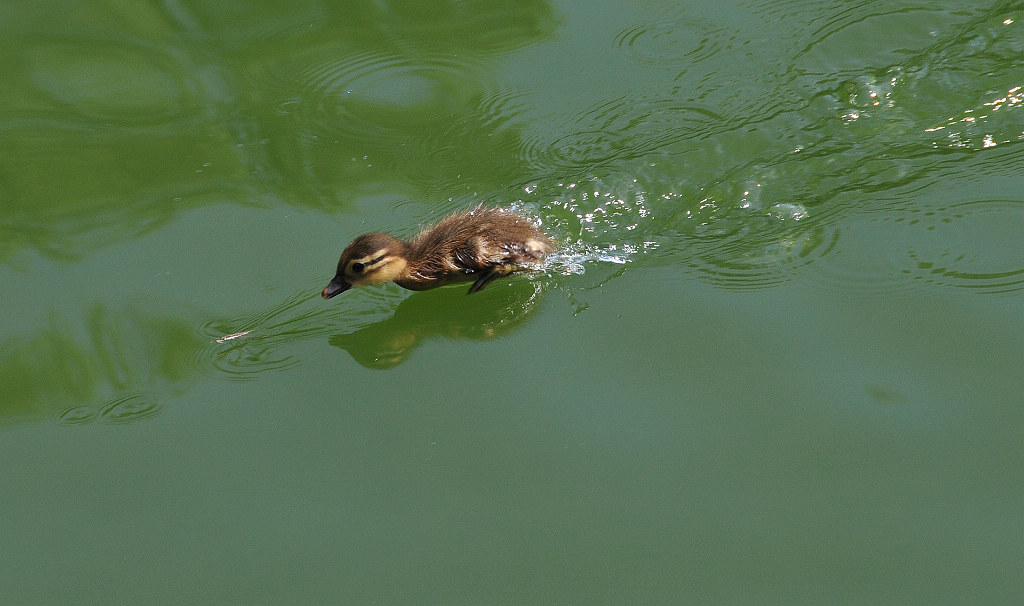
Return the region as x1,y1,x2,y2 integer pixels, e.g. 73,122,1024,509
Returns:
2,0,1023,603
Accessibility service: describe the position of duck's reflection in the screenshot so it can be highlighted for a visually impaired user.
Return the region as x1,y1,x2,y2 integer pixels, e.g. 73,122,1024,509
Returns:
329,281,546,369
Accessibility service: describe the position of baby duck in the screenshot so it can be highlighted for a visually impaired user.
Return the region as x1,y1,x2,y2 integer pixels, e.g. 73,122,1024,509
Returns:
322,206,556,298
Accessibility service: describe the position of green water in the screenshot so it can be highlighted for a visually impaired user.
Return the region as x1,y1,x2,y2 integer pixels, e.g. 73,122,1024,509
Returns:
2,0,1023,603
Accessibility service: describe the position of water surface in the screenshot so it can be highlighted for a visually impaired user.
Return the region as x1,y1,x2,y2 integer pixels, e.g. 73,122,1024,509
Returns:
1,0,1023,603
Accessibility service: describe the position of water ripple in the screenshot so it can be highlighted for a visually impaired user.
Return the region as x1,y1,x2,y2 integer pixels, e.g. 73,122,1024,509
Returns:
407,88,535,197
519,95,726,174
59,393,161,425
199,290,312,381
271,50,486,143
689,223,839,290
198,287,399,381
613,19,728,67
58,406,98,425
475,88,531,127
100,393,162,423
813,198,1024,297
901,199,1024,294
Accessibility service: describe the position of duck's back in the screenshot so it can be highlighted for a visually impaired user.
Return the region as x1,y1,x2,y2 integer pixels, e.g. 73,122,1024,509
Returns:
403,207,554,284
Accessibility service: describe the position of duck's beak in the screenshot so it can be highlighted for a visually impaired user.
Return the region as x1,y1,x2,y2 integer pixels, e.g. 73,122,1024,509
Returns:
321,276,351,299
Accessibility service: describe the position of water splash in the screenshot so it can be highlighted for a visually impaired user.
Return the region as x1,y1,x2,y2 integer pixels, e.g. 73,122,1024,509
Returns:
510,169,831,290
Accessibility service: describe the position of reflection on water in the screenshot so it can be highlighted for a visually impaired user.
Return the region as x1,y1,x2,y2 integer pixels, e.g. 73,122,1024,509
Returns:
330,282,547,369
0,0,560,260
27,41,192,123
198,278,551,372
249,1,560,205
0,279,556,421
0,304,203,426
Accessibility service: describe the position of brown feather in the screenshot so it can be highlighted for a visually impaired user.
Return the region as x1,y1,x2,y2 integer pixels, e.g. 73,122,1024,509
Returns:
322,206,556,297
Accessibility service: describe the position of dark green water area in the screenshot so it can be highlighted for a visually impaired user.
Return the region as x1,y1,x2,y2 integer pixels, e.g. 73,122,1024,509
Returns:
2,0,1023,603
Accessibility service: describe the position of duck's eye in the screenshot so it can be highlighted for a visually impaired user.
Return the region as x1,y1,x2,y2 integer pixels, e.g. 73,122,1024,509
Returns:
351,262,365,273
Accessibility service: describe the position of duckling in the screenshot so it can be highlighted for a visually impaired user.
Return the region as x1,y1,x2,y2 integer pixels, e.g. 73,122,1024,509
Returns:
322,206,556,298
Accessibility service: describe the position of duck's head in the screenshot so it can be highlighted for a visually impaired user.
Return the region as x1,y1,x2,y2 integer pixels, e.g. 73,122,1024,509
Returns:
322,233,409,298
